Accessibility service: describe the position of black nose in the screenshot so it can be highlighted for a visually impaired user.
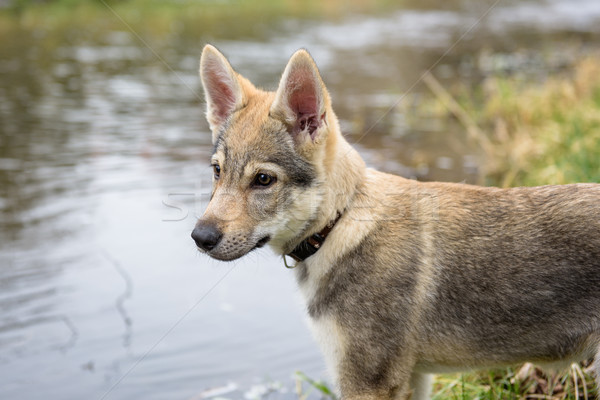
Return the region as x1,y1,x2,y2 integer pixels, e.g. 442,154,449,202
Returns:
191,223,223,251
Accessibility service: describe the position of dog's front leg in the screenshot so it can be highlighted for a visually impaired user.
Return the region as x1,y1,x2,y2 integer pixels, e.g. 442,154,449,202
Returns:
340,386,409,400
337,358,415,400
339,383,416,400
407,373,433,400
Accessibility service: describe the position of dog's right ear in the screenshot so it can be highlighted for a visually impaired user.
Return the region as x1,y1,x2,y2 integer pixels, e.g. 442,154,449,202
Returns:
200,45,244,140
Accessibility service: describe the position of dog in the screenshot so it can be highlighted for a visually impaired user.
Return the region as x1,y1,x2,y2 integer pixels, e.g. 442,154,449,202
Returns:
191,44,600,400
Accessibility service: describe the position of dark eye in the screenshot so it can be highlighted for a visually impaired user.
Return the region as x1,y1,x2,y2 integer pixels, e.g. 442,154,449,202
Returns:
254,173,275,187
212,164,221,180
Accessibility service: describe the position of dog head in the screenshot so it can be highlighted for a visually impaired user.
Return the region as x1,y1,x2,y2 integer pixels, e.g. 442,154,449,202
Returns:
191,45,336,261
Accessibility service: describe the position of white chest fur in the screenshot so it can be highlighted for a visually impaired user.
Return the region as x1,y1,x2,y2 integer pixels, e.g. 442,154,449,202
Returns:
296,265,345,389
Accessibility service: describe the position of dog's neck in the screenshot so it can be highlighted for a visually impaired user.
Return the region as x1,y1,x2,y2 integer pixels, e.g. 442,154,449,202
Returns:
323,130,366,218
283,122,366,256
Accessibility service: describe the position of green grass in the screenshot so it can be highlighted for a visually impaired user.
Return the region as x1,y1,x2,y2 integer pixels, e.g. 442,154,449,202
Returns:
295,371,339,400
462,56,600,187
296,363,598,400
434,364,597,400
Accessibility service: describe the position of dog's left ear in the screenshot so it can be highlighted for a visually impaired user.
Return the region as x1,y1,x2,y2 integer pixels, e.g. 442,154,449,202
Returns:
271,49,329,145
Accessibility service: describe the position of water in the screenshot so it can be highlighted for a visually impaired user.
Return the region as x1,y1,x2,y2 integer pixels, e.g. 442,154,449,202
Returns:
1,1,599,399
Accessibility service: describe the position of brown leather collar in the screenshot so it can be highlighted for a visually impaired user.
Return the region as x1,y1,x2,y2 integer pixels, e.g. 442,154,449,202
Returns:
287,211,342,263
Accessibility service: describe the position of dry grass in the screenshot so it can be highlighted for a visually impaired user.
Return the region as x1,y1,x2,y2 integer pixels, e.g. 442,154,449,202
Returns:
434,362,597,400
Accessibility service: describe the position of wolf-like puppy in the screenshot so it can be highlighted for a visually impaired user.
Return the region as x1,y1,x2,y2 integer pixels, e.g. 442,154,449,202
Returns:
191,45,600,400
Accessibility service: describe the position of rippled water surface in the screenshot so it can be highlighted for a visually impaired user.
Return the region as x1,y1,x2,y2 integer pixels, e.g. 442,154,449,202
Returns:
1,1,600,399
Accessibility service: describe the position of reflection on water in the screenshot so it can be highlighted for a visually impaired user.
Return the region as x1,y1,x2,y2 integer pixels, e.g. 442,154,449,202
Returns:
0,0,599,399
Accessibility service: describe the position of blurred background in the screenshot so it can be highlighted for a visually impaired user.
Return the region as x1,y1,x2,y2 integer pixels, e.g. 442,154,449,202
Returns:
1,0,599,399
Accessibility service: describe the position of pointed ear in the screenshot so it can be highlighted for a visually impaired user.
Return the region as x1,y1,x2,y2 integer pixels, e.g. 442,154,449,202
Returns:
270,49,329,144
200,45,244,139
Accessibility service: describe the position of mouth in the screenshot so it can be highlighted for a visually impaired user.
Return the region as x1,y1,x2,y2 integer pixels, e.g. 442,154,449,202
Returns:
255,236,271,249
200,235,272,262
